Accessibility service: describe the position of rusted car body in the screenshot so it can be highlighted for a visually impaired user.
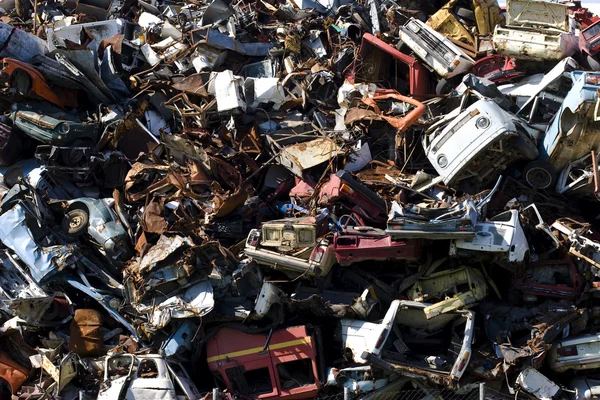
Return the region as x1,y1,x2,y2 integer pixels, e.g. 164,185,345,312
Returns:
556,151,600,200
333,227,422,266
0,58,78,108
579,19,600,68
539,71,600,175
470,55,525,84
472,0,505,35
349,33,433,97
493,0,577,61
407,261,488,319
580,20,600,55
69,309,103,357
319,170,387,222
244,228,335,278
340,300,474,387
428,4,476,48
552,218,600,270
427,0,503,49
207,325,323,399
0,329,35,395
513,258,584,301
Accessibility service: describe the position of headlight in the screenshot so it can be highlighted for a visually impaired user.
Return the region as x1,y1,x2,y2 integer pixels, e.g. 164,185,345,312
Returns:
57,123,70,134
443,53,455,63
476,117,490,129
437,154,448,168
407,21,420,33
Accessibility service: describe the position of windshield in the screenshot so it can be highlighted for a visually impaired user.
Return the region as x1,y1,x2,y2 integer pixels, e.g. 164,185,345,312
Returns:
583,22,600,41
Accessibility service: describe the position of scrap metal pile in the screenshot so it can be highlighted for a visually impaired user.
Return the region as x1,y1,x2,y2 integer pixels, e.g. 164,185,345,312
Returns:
3,0,600,398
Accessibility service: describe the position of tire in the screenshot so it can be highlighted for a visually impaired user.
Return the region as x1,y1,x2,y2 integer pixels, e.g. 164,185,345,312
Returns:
3,166,23,187
523,160,556,190
60,139,92,166
60,147,84,166
586,54,600,71
63,208,89,237
436,78,453,95
15,0,31,19
511,130,539,160
455,7,475,21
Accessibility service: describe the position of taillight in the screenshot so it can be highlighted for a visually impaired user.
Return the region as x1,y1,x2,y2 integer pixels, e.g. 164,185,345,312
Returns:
557,345,578,357
457,220,472,230
457,351,470,372
248,232,259,247
586,74,600,85
310,246,325,263
340,183,355,198
375,329,389,349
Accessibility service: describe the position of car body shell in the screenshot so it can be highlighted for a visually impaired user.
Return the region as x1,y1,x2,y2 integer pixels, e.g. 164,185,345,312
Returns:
206,325,321,399
423,99,538,187
244,228,336,278
493,0,577,61
398,18,474,79
339,300,474,385
334,227,422,266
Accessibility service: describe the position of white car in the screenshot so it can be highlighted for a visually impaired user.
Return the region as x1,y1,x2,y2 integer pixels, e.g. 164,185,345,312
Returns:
422,98,539,188
339,300,474,386
398,18,474,79
493,0,577,61
452,209,529,263
548,333,600,373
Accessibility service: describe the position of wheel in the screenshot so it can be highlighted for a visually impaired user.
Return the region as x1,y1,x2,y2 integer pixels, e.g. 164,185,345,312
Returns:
60,147,84,166
62,208,89,237
510,130,539,160
14,0,31,19
455,7,475,21
523,160,556,190
60,139,91,166
586,54,600,71
436,78,454,95
3,166,22,187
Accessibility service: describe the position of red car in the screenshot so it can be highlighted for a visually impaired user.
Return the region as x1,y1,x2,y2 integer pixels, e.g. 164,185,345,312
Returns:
580,19,600,69
470,55,525,84
318,170,387,223
513,257,584,301
345,33,434,97
334,226,423,266
207,325,323,399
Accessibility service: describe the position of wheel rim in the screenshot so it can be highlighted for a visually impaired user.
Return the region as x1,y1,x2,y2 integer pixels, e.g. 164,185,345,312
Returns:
70,215,84,229
526,167,552,189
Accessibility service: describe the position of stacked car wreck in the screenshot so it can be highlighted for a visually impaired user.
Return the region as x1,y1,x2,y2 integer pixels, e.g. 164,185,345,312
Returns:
2,0,600,399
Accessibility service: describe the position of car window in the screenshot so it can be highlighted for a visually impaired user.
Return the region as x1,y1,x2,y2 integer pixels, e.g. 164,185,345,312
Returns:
137,359,159,378
107,356,134,380
226,366,274,396
276,359,315,390
490,211,512,222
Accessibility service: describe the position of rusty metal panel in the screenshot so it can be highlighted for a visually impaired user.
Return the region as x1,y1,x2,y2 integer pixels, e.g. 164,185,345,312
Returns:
69,309,104,357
